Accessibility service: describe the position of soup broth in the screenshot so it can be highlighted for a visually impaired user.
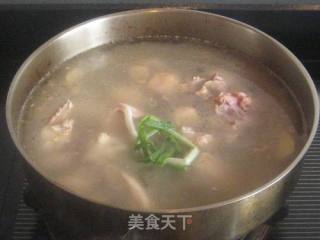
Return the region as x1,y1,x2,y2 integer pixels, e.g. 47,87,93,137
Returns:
19,38,306,210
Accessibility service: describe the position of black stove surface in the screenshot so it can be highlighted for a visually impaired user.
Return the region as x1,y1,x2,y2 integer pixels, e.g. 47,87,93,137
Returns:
0,6,320,240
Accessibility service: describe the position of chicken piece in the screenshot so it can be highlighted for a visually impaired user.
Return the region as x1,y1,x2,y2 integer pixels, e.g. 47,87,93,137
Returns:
129,64,150,84
40,121,73,149
237,92,252,111
173,106,200,127
196,134,213,146
148,72,180,96
51,119,74,136
97,132,111,144
192,75,207,86
204,78,226,95
181,126,196,139
214,92,252,125
49,99,73,125
41,100,74,149
195,83,211,99
181,126,213,147
180,76,206,93
86,132,127,165
196,74,226,100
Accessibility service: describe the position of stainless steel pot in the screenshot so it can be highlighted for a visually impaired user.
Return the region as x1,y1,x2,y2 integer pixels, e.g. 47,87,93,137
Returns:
6,9,319,240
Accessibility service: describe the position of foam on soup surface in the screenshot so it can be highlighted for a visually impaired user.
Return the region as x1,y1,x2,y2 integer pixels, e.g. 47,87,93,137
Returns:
19,38,306,210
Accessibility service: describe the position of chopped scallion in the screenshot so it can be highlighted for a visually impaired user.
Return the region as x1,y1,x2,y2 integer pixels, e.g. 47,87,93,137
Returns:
135,115,199,169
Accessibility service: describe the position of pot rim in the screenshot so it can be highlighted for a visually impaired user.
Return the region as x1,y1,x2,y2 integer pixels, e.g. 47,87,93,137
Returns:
6,8,320,214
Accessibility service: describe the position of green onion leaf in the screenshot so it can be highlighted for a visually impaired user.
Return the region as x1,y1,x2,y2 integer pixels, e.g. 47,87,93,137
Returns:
135,115,199,169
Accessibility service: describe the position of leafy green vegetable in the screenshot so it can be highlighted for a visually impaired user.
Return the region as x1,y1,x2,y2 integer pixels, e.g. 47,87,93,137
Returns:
135,115,199,169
